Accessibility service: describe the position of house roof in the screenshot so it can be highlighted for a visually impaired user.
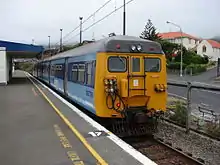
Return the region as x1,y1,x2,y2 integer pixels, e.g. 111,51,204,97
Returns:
159,32,199,40
206,40,220,48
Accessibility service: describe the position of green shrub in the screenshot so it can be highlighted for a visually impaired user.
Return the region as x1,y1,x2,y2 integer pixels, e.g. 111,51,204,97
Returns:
173,50,209,65
186,64,207,74
205,122,220,137
169,101,187,125
16,62,34,73
167,62,187,70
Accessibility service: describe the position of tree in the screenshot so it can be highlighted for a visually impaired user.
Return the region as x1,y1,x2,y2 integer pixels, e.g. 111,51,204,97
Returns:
140,19,161,41
160,40,180,61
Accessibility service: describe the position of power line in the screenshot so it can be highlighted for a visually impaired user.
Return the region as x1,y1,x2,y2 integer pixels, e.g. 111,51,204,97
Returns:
53,0,113,47
64,0,135,44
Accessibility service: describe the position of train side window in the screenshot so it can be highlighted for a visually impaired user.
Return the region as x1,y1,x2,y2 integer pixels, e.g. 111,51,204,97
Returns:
78,64,85,83
72,64,78,82
132,58,140,72
144,58,161,72
108,56,126,72
86,63,92,86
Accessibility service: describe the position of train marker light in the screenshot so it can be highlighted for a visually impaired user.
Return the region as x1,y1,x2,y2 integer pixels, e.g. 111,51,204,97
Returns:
149,47,155,51
116,44,121,49
116,102,121,107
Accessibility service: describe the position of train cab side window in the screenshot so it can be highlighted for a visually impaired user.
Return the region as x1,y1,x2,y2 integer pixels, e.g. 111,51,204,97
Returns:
78,64,85,83
86,63,92,86
108,56,126,72
72,64,78,82
144,58,161,72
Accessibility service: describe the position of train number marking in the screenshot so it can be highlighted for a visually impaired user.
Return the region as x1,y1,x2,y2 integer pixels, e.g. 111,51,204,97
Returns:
86,90,93,98
133,79,139,86
88,131,107,137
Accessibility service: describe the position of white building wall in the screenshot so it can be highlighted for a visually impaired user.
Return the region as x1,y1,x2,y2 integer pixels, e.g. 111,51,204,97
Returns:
171,38,198,50
197,40,218,61
6,55,10,82
0,47,7,85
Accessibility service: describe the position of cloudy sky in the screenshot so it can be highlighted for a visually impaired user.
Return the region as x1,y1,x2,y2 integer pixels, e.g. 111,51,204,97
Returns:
0,0,219,46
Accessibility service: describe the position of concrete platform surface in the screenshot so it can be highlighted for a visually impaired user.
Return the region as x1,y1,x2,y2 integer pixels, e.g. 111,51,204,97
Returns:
0,70,156,165
0,72,97,165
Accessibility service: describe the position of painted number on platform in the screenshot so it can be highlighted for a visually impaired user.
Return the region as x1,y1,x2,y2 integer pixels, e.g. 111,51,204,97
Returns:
88,131,107,137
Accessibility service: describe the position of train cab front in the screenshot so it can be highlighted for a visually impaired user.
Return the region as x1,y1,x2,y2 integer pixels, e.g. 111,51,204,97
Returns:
101,40,167,125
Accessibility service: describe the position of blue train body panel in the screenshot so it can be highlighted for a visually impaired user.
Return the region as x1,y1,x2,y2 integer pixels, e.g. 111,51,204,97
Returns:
66,81,95,114
38,52,97,115
66,53,97,114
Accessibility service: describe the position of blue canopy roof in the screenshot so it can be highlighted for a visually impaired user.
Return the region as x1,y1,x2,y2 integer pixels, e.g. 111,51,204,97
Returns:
0,40,44,58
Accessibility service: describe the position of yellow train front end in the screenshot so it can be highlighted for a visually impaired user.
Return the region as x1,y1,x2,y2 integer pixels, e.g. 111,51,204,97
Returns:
94,36,167,135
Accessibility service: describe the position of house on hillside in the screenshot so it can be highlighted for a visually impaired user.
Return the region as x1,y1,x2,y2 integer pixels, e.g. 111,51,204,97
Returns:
159,32,220,61
159,32,201,50
197,40,220,61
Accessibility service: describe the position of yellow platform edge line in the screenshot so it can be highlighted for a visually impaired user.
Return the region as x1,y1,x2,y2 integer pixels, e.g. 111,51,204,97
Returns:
26,75,108,165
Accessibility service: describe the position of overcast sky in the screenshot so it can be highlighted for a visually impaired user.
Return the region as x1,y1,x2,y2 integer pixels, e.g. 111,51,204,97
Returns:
0,0,219,46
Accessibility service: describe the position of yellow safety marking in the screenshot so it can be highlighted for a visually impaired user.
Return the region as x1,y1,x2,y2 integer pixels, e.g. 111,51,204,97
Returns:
54,124,84,165
67,151,85,165
32,87,38,96
54,125,72,148
26,75,108,165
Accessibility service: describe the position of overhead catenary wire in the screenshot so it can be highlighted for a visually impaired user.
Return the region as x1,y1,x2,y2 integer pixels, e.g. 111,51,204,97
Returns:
63,0,135,44
53,0,113,47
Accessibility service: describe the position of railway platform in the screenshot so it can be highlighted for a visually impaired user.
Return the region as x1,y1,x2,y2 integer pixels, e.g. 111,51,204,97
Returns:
0,70,156,165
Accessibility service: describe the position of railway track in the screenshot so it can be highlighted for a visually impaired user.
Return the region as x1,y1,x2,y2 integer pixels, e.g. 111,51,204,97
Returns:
123,135,204,165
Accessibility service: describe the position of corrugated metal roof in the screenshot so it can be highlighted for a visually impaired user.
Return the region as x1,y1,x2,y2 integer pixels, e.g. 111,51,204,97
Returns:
0,40,44,59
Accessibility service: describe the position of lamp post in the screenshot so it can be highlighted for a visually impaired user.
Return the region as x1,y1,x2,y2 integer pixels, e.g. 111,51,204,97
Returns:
79,17,83,44
48,36,51,50
60,29,63,52
166,21,183,77
123,0,126,35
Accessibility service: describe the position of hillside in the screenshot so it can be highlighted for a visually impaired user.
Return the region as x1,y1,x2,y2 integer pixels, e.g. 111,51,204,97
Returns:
210,36,220,42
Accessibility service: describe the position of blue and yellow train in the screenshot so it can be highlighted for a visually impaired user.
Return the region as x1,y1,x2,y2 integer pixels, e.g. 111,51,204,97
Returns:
33,35,167,136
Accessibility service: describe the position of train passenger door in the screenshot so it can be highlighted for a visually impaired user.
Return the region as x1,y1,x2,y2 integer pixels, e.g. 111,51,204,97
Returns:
63,58,68,95
128,56,146,97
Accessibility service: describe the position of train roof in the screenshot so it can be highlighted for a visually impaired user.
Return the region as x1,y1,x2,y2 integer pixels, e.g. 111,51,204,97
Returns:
42,35,163,62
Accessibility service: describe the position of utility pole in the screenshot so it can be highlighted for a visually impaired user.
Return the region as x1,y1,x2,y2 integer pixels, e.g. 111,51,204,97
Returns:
123,0,126,35
60,29,63,52
79,17,83,44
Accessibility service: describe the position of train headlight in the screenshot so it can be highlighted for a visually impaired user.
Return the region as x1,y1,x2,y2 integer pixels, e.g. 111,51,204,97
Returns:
131,45,136,51
137,45,142,51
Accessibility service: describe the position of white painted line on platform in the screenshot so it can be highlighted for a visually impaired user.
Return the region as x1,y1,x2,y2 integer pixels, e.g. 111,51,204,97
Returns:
26,72,157,165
